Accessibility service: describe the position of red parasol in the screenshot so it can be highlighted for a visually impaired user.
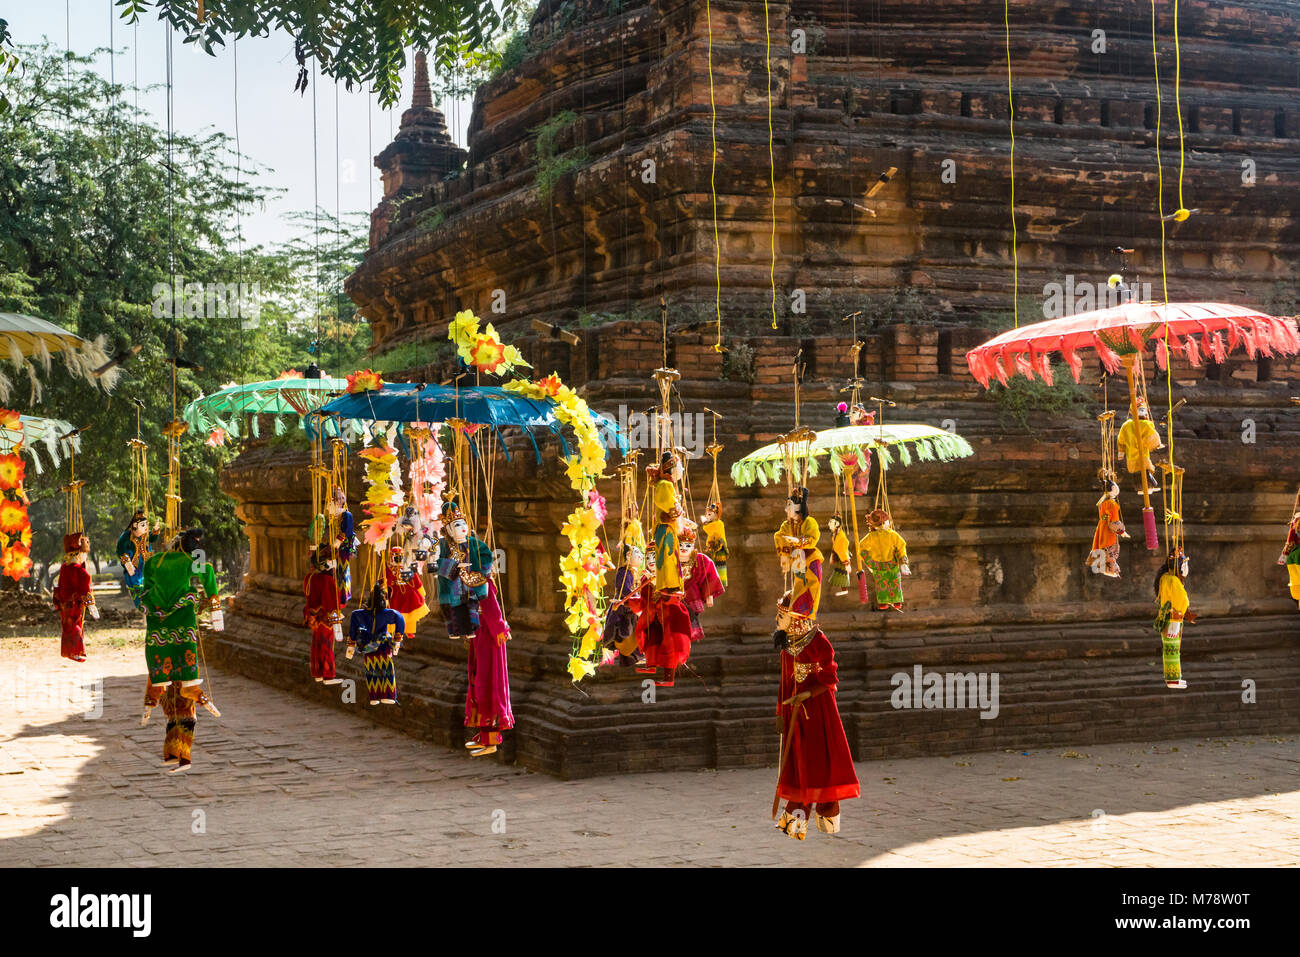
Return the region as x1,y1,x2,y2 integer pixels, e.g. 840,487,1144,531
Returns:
966,302,1300,389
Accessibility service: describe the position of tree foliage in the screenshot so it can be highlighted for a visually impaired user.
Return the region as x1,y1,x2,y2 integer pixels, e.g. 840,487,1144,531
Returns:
0,44,370,577
105,0,529,106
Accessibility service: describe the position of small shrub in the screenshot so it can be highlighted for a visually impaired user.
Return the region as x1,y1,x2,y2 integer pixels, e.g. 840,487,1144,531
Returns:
990,361,1089,431
722,341,756,383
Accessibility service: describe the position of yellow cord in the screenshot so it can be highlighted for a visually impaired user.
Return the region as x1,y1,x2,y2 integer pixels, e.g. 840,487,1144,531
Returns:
1174,0,1186,214
707,0,722,352
764,0,777,330
1004,0,1018,328
1151,3,1169,307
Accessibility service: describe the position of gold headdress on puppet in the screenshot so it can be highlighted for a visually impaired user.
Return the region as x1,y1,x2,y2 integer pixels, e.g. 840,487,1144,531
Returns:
775,591,816,639
440,496,466,526
866,508,890,530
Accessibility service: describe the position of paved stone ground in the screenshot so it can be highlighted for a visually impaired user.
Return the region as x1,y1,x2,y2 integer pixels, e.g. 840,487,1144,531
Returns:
1,616,1297,867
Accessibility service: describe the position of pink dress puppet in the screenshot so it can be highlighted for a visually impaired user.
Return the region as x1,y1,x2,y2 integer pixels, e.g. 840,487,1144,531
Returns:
464,579,514,756
834,403,874,497
679,529,724,643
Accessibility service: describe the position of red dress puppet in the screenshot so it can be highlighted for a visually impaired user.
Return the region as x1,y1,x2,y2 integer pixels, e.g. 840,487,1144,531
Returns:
385,546,430,634
303,545,344,685
53,533,94,662
680,529,724,643
628,582,693,688
773,597,860,840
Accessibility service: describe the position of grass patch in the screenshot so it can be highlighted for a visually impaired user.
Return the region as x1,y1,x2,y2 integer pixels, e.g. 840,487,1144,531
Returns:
371,340,451,375
990,361,1089,431
533,110,589,201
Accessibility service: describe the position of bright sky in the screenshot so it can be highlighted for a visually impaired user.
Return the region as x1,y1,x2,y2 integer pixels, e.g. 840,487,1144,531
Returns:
8,1,479,250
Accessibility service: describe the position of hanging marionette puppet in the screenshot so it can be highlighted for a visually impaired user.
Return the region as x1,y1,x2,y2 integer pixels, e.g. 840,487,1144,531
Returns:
679,526,724,644
434,497,513,755
1117,400,1163,496
329,485,357,605
1087,472,1129,579
771,592,860,841
602,543,648,666
633,450,696,687
345,582,405,705
140,528,222,761
774,486,823,621
303,543,346,685
834,402,875,497
826,515,853,597
385,533,430,636
1276,495,1300,610
116,510,158,607
857,508,909,611
1153,550,1195,690
53,532,95,663
700,501,728,589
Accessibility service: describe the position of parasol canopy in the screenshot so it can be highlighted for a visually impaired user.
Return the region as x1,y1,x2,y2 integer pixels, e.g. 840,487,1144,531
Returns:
731,423,974,488
0,312,117,402
183,376,351,440
317,382,627,461
965,302,1300,388
0,414,80,474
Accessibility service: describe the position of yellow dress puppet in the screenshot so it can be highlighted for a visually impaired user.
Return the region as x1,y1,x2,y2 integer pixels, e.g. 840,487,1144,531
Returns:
858,508,910,611
1278,511,1300,608
701,500,728,588
1117,402,1163,493
649,451,691,592
774,487,823,620
1154,551,1193,689
826,515,852,596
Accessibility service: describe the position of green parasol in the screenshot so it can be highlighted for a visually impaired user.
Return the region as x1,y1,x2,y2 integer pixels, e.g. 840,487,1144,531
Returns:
0,414,81,474
182,376,351,441
730,423,975,488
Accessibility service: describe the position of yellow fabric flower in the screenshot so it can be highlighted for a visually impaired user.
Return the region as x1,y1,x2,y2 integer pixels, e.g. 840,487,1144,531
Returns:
567,655,596,682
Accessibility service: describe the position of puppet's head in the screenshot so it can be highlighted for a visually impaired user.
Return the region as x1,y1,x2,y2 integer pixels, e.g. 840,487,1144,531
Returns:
850,404,873,426
653,450,683,484
677,526,697,565
786,486,810,522
441,498,471,544
126,510,148,539
1137,401,1152,421
1154,549,1189,596
828,514,843,533
313,543,336,572
623,544,645,574
703,500,721,524
772,590,815,649
63,533,89,563
1099,471,1120,500
369,582,388,616
867,508,891,531
179,527,205,557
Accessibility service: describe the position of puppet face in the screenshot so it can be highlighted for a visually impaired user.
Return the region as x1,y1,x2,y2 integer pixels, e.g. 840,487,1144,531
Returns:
677,539,696,564
625,546,644,573
827,517,841,532
785,499,800,522
130,518,148,538
449,518,470,544
704,505,719,523
670,460,684,482
1179,555,1190,578
1106,482,1119,500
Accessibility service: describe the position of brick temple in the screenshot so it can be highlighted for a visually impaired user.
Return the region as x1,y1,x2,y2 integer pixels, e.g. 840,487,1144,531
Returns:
211,0,1300,777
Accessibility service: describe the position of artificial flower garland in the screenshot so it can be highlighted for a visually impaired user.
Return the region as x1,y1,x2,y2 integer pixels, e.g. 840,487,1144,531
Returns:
0,409,33,580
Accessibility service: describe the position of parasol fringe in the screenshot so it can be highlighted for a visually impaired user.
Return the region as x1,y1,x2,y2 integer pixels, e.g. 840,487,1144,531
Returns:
1182,333,1200,367
1062,343,1083,383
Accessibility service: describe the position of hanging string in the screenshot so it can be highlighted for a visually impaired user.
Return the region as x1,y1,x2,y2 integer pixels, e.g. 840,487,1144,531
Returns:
334,78,342,379
1004,0,1019,328
312,61,322,369
706,0,722,351
234,37,246,385
763,0,777,330
1173,0,1187,217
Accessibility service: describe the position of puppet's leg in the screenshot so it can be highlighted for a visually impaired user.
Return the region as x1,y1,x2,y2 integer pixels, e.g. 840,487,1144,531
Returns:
777,801,811,840
813,801,842,834
162,683,197,770
1162,620,1186,689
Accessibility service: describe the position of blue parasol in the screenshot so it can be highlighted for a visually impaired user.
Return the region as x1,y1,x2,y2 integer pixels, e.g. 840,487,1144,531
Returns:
315,383,627,461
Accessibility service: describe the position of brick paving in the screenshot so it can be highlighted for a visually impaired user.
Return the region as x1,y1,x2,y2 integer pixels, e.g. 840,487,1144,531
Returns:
1,629,1297,867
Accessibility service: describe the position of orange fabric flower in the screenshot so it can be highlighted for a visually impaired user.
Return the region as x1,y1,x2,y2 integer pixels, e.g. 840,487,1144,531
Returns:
345,369,384,394
0,498,28,536
535,374,563,397
0,454,24,491
468,334,507,374
1,542,31,580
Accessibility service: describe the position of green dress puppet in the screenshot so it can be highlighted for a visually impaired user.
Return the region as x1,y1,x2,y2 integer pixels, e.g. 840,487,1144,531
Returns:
140,528,222,739
1153,551,1193,689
